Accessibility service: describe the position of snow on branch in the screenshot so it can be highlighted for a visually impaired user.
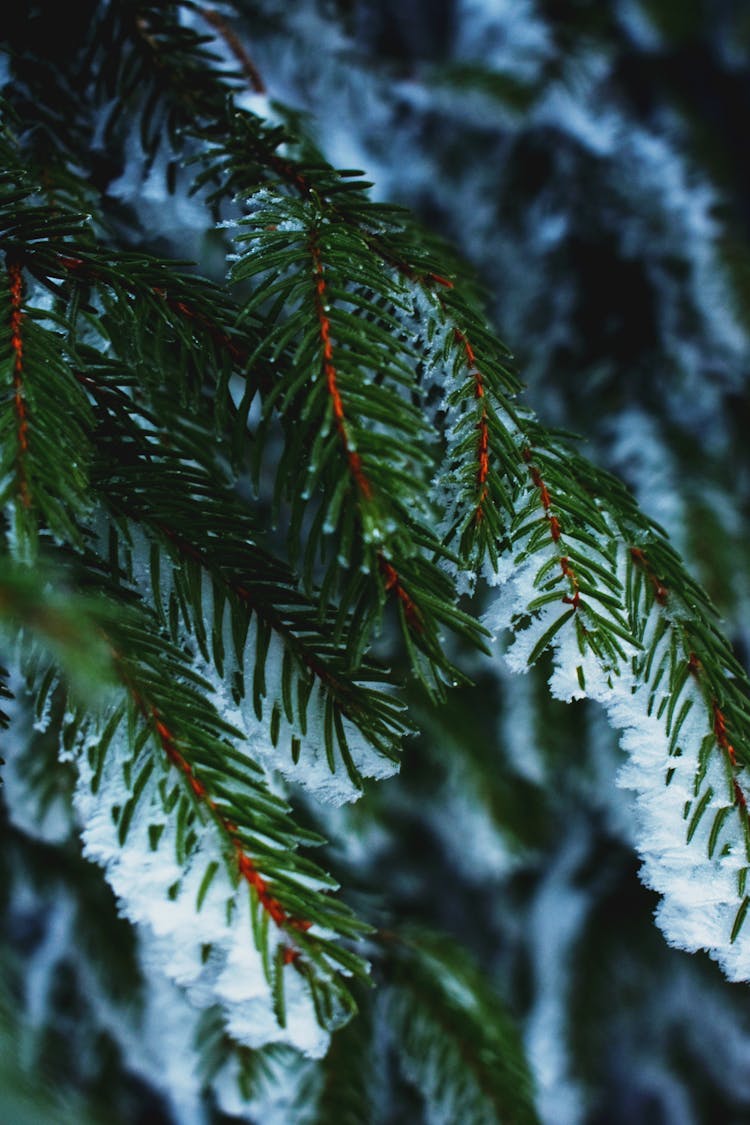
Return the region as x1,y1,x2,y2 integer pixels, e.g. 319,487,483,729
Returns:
483,451,750,979
61,622,372,1057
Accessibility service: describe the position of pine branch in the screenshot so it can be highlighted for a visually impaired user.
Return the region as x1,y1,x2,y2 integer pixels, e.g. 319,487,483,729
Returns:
87,402,411,788
380,930,540,1125
1,260,94,550
227,191,489,692
486,424,750,971
2,556,371,1039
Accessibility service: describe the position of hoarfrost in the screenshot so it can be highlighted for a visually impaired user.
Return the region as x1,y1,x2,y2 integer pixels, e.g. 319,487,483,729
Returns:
1,663,73,845
212,1047,319,1125
117,523,401,807
485,529,750,987
201,625,399,807
70,719,330,1058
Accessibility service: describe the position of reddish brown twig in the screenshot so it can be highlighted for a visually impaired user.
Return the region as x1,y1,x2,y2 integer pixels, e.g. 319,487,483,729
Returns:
629,547,669,605
521,446,581,609
309,229,373,500
7,262,31,508
198,6,266,94
126,679,311,961
454,329,490,524
378,555,424,633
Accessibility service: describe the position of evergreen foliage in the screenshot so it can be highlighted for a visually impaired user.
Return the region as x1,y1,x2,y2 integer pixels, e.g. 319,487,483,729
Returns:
2,2,750,1121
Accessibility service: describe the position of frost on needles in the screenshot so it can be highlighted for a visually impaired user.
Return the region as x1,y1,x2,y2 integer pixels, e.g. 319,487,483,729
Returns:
1,1,750,1116
484,440,750,978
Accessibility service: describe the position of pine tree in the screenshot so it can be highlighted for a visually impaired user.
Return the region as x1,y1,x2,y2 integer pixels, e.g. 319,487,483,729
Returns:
3,3,750,1122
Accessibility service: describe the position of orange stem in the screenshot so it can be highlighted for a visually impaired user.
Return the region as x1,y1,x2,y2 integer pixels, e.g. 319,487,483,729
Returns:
127,681,311,960
522,445,580,606
198,6,266,93
309,231,373,500
378,555,424,633
454,329,489,523
7,262,31,508
629,547,669,605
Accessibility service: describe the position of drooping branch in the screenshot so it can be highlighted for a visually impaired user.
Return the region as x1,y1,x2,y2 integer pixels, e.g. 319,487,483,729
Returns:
630,546,750,808
307,226,430,636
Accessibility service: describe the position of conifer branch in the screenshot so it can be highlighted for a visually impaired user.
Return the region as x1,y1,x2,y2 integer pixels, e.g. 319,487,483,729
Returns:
122,669,315,961
1,264,94,548
83,382,410,777
5,3,750,1108
6,259,30,510
228,193,488,692
196,5,266,94
100,613,372,1006
454,328,491,524
490,432,750,959
380,930,540,1125
1,556,371,1025
308,226,373,503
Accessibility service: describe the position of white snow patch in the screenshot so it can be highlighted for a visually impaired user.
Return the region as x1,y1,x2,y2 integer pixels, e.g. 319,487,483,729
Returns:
71,718,331,1058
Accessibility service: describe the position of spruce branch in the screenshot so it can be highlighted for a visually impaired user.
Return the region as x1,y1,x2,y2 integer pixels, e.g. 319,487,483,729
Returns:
89,417,411,784
5,260,31,512
380,929,540,1125
4,3,750,1114
227,190,490,692
487,424,750,963
2,555,371,1034
1,260,94,551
